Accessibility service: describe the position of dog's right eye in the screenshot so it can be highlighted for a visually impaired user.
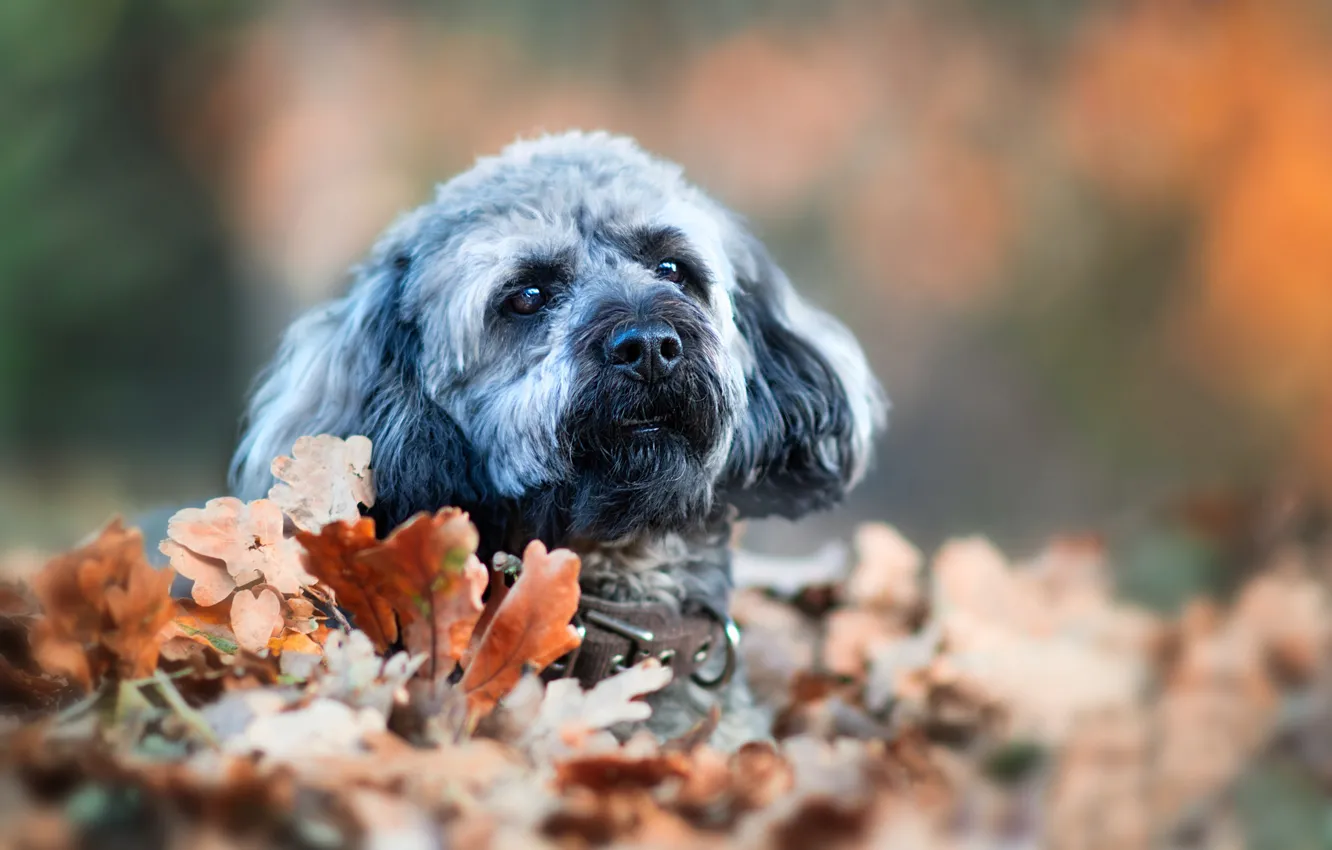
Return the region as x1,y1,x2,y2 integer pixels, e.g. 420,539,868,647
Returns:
506,286,548,316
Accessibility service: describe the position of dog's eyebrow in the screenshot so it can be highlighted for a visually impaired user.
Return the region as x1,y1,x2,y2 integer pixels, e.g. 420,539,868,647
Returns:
613,225,690,264
610,225,714,287
510,249,576,285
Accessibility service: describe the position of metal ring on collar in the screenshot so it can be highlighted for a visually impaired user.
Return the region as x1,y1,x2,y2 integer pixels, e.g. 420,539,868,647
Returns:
690,612,740,689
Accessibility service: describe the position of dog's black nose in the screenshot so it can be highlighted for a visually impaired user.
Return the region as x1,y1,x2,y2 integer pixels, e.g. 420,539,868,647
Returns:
606,320,682,383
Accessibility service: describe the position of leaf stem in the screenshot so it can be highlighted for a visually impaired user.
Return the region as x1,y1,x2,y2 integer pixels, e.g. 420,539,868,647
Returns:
150,669,219,747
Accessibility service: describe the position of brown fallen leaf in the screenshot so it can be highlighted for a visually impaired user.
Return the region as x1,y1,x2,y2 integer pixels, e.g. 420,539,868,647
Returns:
555,750,691,793
864,622,942,713
463,558,516,670
844,523,924,621
1049,706,1152,850
929,536,1148,743
461,540,581,727
1230,548,1330,684
285,596,319,635
231,588,284,654
358,509,489,680
158,540,234,608
731,742,797,810
0,581,77,713
29,519,176,691
344,787,438,850
292,732,521,814
269,434,376,533
1151,599,1278,827
732,588,818,702
822,608,902,678
297,518,398,651
164,498,311,597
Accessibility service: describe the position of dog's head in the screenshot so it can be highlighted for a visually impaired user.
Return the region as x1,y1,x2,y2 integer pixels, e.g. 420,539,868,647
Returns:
231,132,886,547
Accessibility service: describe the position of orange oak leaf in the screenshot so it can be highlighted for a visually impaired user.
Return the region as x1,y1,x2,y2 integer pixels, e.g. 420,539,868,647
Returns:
164,498,311,596
269,434,376,533
29,519,176,690
358,509,489,681
297,518,399,652
269,631,322,655
231,588,284,654
460,540,582,725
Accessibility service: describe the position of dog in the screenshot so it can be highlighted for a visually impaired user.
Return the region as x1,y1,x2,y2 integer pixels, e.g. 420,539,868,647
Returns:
230,131,886,746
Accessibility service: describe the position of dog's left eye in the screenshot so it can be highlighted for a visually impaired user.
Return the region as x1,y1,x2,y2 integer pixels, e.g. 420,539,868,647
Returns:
655,259,686,285
506,285,548,315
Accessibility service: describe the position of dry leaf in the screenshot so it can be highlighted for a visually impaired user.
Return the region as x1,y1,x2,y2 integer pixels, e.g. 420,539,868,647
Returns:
29,519,176,690
344,788,437,850
313,630,425,717
1049,706,1152,850
358,509,489,680
268,631,322,656
522,660,674,758
929,536,1148,743
822,608,901,678
158,540,234,608
864,623,942,713
732,588,818,702
164,498,311,595
1151,599,1279,826
0,581,78,713
269,434,376,533
161,598,240,656
273,632,325,680
231,588,284,654
1231,548,1330,683
292,733,522,816
284,597,319,635
554,750,691,793
844,523,923,619
461,540,581,726
222,697,387,762
297,518,398,651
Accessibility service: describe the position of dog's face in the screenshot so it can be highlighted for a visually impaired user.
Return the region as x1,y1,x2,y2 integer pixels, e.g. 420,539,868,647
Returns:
232,133,885,547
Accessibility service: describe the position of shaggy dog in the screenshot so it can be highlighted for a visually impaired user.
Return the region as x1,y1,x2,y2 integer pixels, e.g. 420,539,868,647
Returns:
231,131,886,745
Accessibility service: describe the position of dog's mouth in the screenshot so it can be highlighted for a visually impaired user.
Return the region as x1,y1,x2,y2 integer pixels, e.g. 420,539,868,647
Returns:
618,416,668,436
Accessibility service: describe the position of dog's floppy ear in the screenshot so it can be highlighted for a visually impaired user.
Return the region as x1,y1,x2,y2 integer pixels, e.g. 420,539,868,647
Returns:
229,243,493,533
720,229,887,519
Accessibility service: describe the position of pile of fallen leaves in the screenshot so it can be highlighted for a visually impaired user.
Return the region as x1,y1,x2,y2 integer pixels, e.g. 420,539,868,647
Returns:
2,435,1331,849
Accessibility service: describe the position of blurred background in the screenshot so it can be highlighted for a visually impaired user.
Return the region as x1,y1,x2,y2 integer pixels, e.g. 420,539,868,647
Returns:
5,0,1332,595
7,2,1332,844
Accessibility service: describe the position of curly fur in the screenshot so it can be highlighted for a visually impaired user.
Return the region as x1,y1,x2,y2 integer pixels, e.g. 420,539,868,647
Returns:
231,131,887,745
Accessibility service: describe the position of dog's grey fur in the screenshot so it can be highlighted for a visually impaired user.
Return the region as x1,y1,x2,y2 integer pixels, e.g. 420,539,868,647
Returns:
231,131,886,746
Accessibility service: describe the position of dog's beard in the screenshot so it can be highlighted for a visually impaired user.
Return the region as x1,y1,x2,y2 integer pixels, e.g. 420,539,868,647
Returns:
556,362,730,541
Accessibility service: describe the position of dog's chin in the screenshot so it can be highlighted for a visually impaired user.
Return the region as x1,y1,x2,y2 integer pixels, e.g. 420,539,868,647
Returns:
562,421,720,541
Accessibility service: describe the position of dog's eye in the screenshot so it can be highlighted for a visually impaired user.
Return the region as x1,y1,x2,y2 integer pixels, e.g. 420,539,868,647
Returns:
655,259,686,285
506,285,548,316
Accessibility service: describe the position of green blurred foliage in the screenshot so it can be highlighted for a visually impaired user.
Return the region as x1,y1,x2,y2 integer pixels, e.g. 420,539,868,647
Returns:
0,0,250,495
